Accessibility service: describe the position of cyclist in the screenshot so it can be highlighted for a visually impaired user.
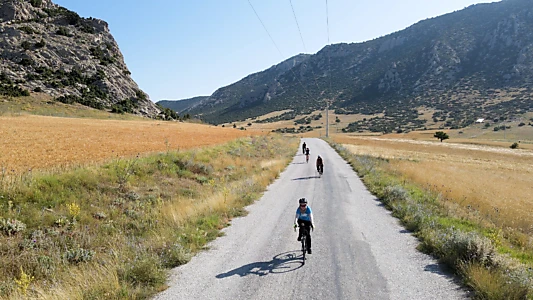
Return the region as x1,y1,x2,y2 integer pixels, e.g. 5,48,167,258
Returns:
316,155,323,174
305,147,310,163
302,142,306,154
294,198,314,254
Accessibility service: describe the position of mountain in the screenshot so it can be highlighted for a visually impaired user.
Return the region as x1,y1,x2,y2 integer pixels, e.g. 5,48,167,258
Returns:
157,96,207,114
183,54,312,124
0,0,164,118
185,0,533,131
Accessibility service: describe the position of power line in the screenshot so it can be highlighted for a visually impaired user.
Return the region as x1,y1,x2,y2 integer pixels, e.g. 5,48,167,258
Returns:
247,0,284,58
325,0,332,137
289,0,307,52
247,0,319,114
326,0,330,45
288,0,322,95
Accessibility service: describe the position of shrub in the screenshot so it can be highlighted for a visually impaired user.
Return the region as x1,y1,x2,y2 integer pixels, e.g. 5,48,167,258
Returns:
79,24,95,34
0,85,30,97
18,26,36,34
56,26,71,37
111,99,138,114
382,185,409,205
64,248,95,264
30,0,43,7
21,41,31,51
157,243,191,268
135,89,147,101
426,228,496,267
64,11,81,25
89,47,115,65
18,57,34,66
35,39,46,48
510,142,519,149
0,218,27,236
119,256,166,287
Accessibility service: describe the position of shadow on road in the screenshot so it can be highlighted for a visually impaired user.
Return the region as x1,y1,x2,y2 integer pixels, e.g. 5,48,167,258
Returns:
291,162,306,165
215,251,303,278
291,176,320,181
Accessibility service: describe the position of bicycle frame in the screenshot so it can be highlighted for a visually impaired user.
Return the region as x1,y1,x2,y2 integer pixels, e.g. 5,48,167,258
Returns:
299,226,308,263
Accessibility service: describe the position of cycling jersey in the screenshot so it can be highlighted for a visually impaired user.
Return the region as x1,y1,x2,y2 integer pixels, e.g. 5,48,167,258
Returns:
295,206,313,222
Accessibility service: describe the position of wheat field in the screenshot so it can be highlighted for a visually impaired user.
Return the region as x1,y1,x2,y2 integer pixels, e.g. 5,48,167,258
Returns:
0,115,260,174
332,134,533,233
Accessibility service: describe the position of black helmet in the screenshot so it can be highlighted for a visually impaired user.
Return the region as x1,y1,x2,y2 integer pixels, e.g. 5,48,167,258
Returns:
299,198,307,204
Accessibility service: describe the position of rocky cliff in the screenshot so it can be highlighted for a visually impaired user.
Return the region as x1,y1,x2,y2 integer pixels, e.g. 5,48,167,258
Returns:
0,0,161,118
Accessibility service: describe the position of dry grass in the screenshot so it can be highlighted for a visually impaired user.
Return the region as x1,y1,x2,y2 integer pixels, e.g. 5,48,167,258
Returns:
228,109,381,137
0,135,297,299
332,134,533,233
0,115,261,175
0,94,144,120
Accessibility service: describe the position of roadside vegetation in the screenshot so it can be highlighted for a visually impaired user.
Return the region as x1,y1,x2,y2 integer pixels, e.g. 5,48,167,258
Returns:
328,138,533,299
0,135,297,299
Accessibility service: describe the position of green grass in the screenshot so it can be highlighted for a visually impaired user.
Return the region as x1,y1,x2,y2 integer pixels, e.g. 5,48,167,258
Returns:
0,135,297,299
327,139,533,299
0,95,146,120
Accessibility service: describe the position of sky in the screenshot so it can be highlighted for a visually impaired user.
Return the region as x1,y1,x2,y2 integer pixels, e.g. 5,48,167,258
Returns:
53,0,500,102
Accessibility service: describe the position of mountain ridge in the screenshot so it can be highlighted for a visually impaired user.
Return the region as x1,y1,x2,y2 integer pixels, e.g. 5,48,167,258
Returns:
165,0,533,131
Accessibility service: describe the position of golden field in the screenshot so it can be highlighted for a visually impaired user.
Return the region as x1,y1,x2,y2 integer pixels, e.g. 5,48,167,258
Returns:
332,133,533,233
0,115,261,174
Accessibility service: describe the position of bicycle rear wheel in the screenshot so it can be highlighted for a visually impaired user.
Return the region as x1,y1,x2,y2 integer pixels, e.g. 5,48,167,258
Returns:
301,232,306,263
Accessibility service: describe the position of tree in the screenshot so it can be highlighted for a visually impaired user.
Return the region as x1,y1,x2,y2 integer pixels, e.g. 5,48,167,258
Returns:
434,131,449,142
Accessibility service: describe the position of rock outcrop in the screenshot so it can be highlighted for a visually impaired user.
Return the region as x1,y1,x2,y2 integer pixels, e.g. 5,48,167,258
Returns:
0,0,161,118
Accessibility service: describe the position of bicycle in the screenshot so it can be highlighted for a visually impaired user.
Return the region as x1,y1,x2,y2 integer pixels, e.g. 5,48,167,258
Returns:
317,165,323,177
305,154,309,163
295,225,309,264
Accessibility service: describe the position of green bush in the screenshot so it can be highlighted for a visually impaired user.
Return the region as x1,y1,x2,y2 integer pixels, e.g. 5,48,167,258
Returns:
21,41,32,51
18,26,36,34
90,47,115,65
510,142,519,149
0,84,30,97
56,26,71,37
18,57,34,66
30,0,43,7
111,99,138,114
119,256,166,287
35,39,46,48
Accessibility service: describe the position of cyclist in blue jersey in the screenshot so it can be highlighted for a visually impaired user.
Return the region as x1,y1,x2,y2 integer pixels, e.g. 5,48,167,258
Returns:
294,198,315,254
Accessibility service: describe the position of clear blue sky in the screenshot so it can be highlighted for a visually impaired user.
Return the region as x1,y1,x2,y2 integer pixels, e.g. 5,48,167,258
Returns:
54,0,499,102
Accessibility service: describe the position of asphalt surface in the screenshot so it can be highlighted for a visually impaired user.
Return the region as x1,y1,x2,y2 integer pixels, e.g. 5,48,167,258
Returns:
154,138,469,300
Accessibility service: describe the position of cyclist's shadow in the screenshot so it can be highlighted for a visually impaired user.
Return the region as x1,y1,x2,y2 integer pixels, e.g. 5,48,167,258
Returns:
215,251,303,278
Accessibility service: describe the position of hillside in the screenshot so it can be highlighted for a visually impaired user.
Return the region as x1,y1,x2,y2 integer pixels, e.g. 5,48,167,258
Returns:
0,0,164,118
157,96,207,114
183,0,533,131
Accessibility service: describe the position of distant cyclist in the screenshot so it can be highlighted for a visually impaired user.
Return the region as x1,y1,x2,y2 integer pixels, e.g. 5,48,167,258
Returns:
305,147,310,163
316,155,323,174
302,142,307,155
294,198,314,254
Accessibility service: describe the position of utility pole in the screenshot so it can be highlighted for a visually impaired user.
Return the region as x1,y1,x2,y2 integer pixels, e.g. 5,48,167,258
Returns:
325,100,329,137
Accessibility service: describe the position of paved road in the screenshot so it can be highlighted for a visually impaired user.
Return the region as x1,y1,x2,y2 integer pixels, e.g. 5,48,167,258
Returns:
154,138,468,300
